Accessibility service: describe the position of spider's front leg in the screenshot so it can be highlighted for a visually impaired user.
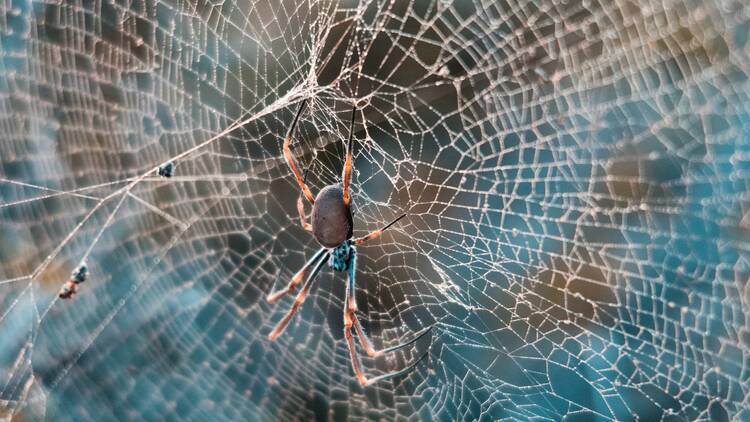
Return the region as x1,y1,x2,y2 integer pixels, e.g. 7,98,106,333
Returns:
343,246,432,386
284,99,315,204
342,106,357,206
297,196,312,231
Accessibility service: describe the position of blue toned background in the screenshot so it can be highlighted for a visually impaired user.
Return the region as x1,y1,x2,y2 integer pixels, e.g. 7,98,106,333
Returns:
2,0,750,420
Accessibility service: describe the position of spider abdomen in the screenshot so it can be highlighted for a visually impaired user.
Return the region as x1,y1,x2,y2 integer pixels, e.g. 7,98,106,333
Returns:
311,185,353,248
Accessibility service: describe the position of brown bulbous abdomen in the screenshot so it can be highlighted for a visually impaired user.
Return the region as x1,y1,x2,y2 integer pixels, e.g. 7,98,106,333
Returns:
311,185,353,248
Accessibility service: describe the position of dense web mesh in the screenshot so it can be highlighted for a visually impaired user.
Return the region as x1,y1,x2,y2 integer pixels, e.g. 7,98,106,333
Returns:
2,0,750,420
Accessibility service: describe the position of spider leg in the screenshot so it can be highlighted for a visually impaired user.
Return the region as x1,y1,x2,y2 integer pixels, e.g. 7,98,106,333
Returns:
268,252,328,340
343,246,431,386
267,247,326,304
342,106,357,206
284,99,315,204
297,196,312,231
295,166,314,231
347,248,432,356
355,350,431,387
353,320,433,357
354,213,407,245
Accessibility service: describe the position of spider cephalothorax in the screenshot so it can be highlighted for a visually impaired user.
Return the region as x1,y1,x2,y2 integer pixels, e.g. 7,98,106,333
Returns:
265,100,431,386
329,239,352,272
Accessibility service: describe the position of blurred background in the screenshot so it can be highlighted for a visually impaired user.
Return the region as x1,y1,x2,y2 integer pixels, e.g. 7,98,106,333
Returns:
2,0,750,420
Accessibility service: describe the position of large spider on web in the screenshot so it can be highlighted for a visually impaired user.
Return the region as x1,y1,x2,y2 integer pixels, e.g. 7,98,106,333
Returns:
266,99,432,386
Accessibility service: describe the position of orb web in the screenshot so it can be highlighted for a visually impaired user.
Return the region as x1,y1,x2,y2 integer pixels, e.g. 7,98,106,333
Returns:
1,0,750,420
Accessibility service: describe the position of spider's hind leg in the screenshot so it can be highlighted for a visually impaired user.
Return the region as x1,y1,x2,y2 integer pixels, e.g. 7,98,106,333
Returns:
268,252,328,340
353,319,433,358
267,247,327,304
343,246,432,386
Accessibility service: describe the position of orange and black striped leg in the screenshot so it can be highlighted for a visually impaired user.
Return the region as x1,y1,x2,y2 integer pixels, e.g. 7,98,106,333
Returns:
297,196,312,231
345,313,431,386
266,248,326,304
352,315,433,359
354,213,407,245
284,99,315,204
268,252,328,340
343,247,431,386
342,106,357,206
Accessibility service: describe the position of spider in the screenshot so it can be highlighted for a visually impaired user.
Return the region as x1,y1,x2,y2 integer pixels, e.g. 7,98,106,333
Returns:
266,99,432,386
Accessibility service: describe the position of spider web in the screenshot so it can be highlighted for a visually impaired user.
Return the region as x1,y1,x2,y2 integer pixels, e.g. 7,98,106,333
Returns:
1,0,750,420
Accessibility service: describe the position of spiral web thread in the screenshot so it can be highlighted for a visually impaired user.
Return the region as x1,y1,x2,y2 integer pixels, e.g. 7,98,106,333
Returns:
2,0,750,420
